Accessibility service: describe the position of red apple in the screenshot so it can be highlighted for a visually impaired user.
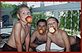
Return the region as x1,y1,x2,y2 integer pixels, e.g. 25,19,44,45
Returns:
25,16,32,24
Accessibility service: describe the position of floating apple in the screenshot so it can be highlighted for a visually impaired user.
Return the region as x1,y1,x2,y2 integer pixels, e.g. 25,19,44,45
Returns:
49,27,56,34
25,16,32,24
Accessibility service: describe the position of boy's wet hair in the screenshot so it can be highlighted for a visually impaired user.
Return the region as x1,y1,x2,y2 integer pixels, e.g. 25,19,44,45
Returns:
47,17,59,23
37,19,47,26
17,4,29,14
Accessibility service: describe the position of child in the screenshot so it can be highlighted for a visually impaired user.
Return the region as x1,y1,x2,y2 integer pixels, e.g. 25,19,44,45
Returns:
2,4,32,52
46,17,70,52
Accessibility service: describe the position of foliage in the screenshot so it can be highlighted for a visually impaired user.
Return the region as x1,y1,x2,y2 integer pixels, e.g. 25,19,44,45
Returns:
10,5,18,19
1,3,18,19
60,10,80,35
0,2,1,7
31,12,47,28
1,3,17,8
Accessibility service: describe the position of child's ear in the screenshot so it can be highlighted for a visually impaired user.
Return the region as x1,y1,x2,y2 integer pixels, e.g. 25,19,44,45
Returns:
17,14,20,19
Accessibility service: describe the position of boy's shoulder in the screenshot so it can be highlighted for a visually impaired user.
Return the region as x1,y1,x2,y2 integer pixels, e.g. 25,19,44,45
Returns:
32,30,38,36
14,21,21,27
59,29,67,36
59,29,66,33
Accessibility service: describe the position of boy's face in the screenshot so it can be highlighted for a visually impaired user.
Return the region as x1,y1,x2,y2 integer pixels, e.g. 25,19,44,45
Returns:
47,18,58,30
37,22,47,35
18,7,31,23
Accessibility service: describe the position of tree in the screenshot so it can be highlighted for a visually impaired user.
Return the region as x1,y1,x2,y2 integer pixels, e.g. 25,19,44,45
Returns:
31,12,47,28
60,10,80,35
1,3,17,8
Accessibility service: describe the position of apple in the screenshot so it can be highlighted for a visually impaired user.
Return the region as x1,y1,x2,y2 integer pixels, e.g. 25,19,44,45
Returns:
39,29,44,34
25,16,32,24
49,27,56,34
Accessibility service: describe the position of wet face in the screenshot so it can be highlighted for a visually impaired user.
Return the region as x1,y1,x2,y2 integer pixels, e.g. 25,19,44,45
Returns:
37,22,47,35
18,7,31,24
47,18,58,34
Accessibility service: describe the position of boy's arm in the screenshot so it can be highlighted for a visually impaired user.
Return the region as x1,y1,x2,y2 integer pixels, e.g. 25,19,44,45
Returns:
25,24,31,52
46,33,51,51
62,31,70,52
14,23,22,52
30,32,37,48
25,33,30,52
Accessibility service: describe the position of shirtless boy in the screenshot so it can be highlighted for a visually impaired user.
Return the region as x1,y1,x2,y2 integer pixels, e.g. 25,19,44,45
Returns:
46,17,70,52
30,19,47,51
2,4,32,52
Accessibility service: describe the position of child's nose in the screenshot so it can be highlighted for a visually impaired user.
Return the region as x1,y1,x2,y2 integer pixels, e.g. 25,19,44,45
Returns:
50,24,53,27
